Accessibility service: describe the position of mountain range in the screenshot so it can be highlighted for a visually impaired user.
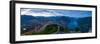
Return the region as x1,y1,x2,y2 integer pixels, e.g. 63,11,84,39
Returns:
21,15,92,33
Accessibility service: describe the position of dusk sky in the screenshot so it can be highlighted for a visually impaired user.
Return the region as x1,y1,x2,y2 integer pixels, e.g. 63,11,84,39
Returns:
21,8,92,18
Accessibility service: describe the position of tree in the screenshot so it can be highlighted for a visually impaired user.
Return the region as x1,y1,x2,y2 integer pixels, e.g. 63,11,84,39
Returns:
75,27,81,33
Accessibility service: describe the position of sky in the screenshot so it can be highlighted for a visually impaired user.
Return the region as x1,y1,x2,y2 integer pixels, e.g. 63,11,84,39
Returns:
21,8,92,18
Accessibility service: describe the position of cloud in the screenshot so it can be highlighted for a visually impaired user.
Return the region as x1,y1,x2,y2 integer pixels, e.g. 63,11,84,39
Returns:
21,8,91,18
21,9,32,15
21,9,63,17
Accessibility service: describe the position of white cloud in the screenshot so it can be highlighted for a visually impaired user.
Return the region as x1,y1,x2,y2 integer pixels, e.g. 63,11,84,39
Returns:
21,9,32,15
21,9,63,17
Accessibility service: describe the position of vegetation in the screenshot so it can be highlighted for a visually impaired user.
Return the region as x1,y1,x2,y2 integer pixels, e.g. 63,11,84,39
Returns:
32,24,58,35
75,27,81,32
63,27,69,33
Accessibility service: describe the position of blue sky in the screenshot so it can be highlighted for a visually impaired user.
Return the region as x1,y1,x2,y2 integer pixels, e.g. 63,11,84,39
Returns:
21,8,92,18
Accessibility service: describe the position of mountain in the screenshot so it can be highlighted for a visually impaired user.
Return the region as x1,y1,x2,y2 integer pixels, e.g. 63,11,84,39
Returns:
21,15,92,33
77,17,92,32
